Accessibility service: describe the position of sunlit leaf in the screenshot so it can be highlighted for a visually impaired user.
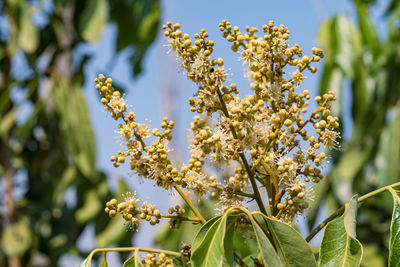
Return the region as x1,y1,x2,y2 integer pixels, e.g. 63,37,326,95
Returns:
319,196,363,267
191,214,236,267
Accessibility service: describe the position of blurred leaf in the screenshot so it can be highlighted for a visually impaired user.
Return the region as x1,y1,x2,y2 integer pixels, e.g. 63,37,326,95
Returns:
110,0,160,77
1,218,33,257
0,107,16,138
53,165,77,205
372,108,400,187
96,216,128,248
319,196,363,267
355,0,380,56
18,3,39,53
79,0,108,42
361,245,385,267
388,189,400,266
53,79,97,179
75,188,102,223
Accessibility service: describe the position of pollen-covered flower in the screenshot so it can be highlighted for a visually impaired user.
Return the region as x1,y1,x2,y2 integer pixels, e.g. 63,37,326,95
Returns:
108,92,127,114
291,70,306,86
321,129,341,150
210,67,227,88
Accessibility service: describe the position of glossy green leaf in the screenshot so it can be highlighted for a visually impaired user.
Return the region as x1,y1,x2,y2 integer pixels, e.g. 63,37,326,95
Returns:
249,216,282,267
123,250,143,267
191,216,221,252
388,189,400,266
191,213,236,267
79,0,108,42
319,196,363,267
99,252,108,267
262,216,317,267
18,3,39,53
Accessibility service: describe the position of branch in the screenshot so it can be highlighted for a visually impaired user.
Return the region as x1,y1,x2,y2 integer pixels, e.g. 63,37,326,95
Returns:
306,181,400,242
215,89,268,215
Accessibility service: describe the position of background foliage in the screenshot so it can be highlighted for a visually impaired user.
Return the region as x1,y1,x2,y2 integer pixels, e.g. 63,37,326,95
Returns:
307,0,400,265
0,0,160,266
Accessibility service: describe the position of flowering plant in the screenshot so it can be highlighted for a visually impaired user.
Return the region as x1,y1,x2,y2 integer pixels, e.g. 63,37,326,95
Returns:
80,20,400,267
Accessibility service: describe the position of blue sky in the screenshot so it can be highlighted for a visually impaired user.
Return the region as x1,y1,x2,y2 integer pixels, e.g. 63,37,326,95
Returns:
62,0,375,265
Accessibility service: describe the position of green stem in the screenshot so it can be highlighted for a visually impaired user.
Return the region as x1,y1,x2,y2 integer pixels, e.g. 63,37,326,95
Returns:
160,213,201,222
211,184,255,198
306,181,400,242
174,186,206,224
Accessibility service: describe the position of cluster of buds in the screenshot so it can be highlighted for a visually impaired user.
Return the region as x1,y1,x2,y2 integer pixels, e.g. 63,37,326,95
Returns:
99,19,341,226
142,253,173,267
105,192,162,228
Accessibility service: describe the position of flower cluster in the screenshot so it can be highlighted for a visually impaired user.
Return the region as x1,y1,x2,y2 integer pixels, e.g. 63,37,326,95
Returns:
100,19,340,225
141,253,173,267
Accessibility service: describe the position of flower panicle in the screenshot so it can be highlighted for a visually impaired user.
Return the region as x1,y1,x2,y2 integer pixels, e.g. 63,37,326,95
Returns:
99,19,341,225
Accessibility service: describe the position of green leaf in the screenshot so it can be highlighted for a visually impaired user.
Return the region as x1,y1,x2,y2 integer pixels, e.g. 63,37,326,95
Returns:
319,196,363,267
388,189,400,266
1,218,33,257
232,229,258,259
249,216,282,267
191,216,221,252
123,250,143,267
191,213,236,267
79,0,108,42
99,252,108,267
262,216,317,267
18,3,39,53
